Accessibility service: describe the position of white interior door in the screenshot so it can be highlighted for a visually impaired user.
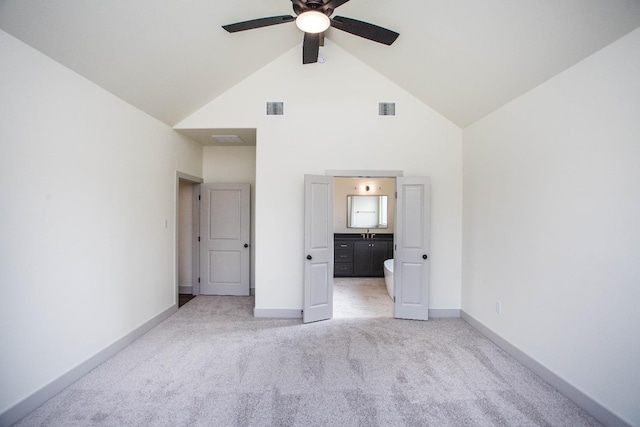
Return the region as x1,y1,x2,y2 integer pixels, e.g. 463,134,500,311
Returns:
394,176,430,320
303,175,334,323
199,183,250,296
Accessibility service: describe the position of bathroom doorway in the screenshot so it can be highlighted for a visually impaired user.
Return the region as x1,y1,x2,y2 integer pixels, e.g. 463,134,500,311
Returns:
304,171,431,323
332,176,396,318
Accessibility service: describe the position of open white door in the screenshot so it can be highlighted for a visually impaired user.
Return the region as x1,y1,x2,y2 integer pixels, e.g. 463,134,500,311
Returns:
394,176,430,320
303,175,334,323
199,183,250,296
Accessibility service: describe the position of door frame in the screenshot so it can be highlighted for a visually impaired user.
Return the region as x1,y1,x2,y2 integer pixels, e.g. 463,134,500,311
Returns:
326,170,404,179
175,172,204,303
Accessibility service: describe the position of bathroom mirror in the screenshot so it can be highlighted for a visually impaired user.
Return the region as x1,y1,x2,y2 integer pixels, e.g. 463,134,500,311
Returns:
347,195,388,229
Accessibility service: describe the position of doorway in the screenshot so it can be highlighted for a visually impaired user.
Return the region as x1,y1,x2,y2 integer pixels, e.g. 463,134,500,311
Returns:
332,176,396,318
175,172,203,307
304,171,431,323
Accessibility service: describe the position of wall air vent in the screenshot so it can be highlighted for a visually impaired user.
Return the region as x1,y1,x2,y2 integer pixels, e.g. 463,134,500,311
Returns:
378,102,396,116
266,102,284,116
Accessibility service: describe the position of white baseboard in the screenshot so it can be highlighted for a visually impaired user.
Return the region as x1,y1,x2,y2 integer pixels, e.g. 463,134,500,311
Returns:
0,304,178,427
252,308,459,319
252,308,460,320
253,308,302,318
460,310,631,427
428,308,460,318
178,285,193,294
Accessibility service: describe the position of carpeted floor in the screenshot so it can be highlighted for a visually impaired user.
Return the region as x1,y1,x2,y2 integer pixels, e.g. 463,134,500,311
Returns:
15,286,600,426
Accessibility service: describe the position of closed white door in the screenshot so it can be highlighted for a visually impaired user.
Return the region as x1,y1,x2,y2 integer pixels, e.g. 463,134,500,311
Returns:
199,183,250,296
303,175,334,323
394,177,430,320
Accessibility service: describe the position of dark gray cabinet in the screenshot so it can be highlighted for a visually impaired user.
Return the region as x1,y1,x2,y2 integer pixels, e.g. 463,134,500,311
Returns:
354,240,390,276
334,234,393,277
334,240,354,276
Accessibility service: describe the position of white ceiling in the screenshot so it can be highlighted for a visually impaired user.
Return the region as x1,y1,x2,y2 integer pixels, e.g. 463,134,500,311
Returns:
1,0,639,128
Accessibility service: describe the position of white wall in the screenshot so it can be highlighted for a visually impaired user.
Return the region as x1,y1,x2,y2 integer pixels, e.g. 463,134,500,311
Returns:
0,30,202,415
334,177,395,234
202,146,257,289
177,40,462,313
462,28,640,425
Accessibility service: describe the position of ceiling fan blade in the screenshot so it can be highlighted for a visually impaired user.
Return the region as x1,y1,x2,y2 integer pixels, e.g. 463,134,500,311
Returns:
330,16,399,45
222,15,295,33
303,32,320,64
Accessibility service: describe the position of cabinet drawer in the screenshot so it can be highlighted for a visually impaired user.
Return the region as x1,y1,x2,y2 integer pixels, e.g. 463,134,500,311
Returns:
334,263,353,275
335,240,353,250
335,249,353,262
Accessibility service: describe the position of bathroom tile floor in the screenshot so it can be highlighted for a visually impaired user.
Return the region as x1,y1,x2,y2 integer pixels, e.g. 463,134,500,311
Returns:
333,277,393,318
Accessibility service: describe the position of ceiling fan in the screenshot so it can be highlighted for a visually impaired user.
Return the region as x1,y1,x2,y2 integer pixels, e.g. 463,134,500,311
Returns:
222,0,399,64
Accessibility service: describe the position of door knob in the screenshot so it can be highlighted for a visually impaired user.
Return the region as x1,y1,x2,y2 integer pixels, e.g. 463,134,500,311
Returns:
423,254,428,260
307,255,312,260
244,243,249,248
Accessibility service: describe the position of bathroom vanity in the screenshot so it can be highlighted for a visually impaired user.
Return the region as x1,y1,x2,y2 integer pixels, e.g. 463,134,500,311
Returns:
334,233,394,277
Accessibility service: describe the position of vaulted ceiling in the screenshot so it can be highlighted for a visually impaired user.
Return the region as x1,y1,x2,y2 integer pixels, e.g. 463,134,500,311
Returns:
1,0,639,128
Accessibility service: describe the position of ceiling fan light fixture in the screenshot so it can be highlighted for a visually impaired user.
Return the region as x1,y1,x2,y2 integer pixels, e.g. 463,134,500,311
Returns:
296,11,330,33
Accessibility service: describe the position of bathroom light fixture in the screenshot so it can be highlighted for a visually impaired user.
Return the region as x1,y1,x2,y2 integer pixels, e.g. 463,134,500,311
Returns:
295,11,330,33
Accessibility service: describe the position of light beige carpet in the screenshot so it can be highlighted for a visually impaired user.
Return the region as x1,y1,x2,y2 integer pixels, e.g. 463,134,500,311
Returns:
14,294,601,426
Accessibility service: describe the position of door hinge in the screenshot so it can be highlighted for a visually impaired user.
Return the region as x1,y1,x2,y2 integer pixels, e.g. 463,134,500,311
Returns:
394,296,396,302
198,195,201,201
198,277,200,283
198,236,200,242
395,191,397,199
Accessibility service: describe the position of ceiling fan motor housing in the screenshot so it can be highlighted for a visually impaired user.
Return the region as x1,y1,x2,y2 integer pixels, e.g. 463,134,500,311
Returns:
293,0,333,17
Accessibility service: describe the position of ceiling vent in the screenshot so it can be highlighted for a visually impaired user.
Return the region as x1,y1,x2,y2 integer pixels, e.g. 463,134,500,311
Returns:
211,135,244,144
266,102,284,116
378,102,396,116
